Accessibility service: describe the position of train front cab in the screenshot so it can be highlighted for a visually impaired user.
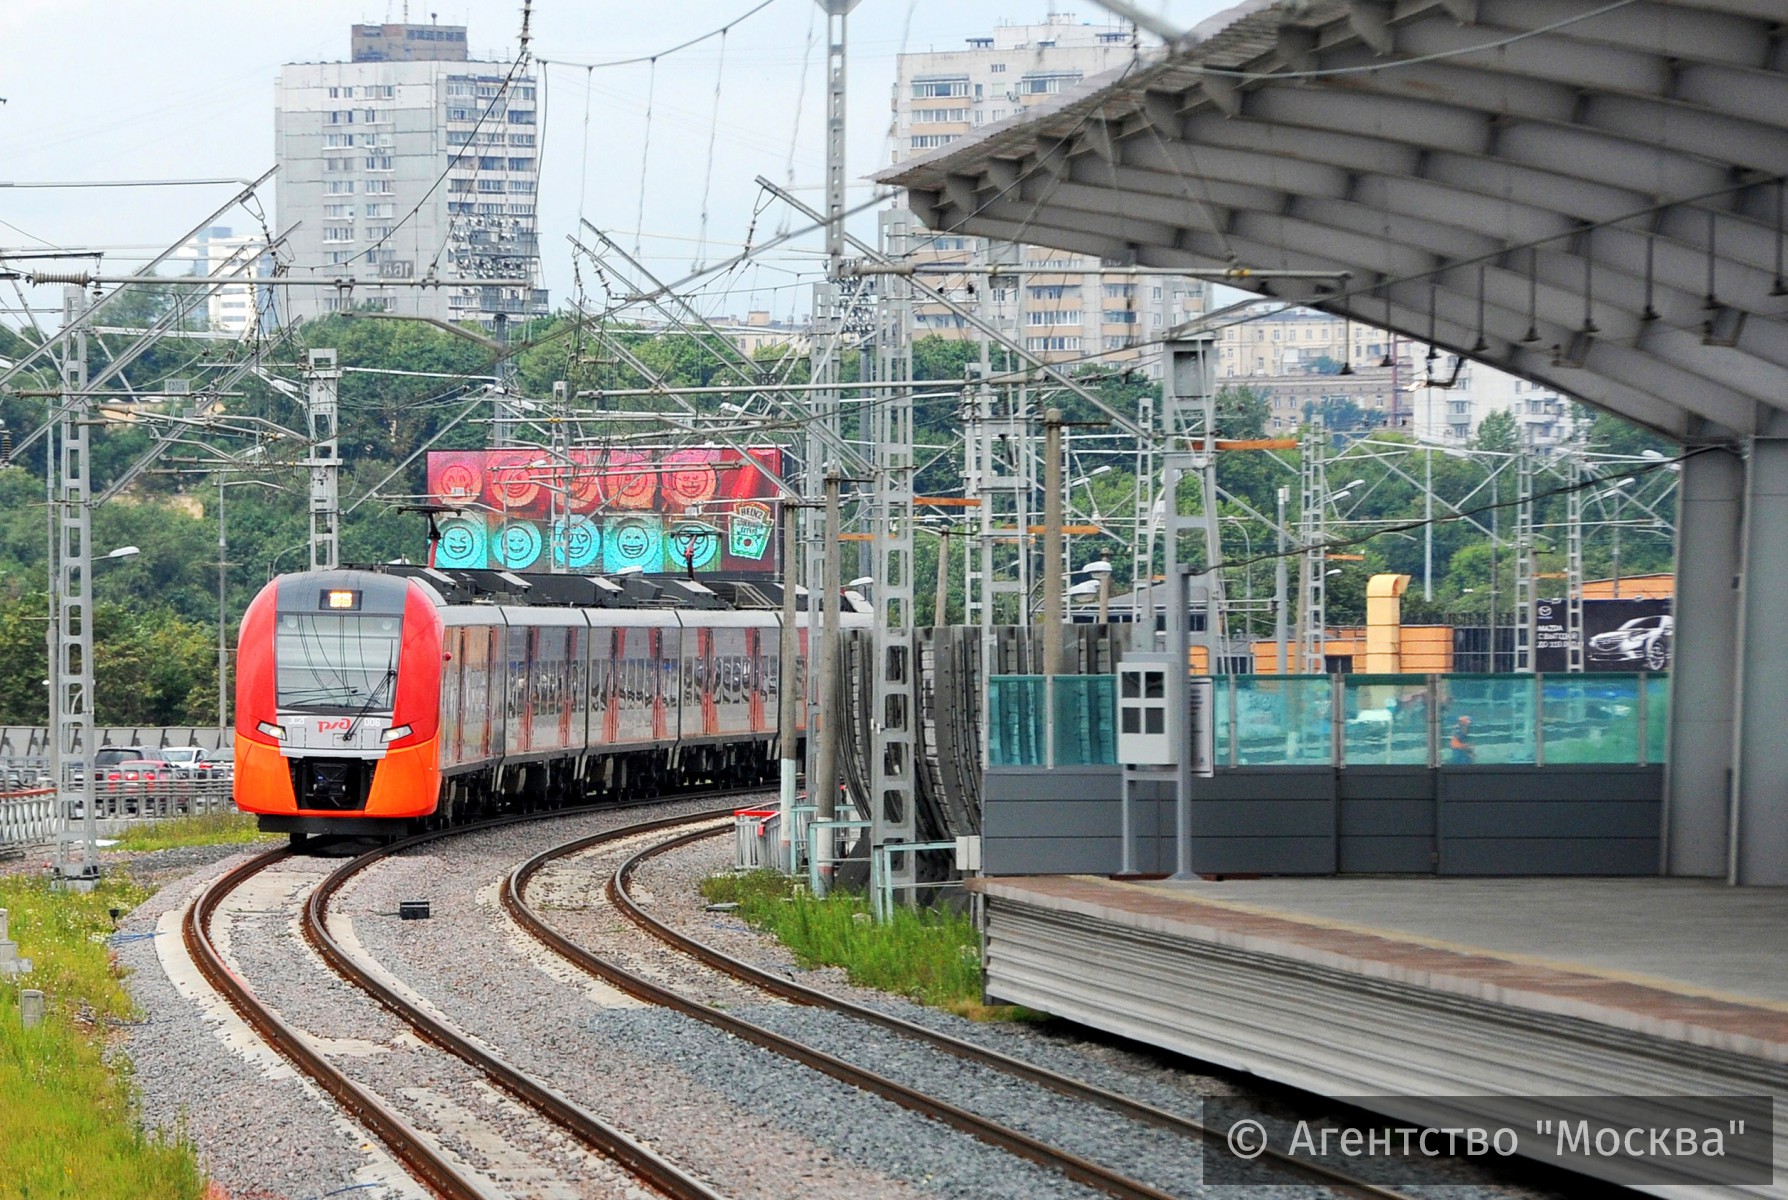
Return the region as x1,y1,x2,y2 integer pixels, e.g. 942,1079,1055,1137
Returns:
235,570,445,838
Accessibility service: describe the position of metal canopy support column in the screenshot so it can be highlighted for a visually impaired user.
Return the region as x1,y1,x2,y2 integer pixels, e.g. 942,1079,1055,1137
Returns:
1514,449,1536,673
871,209,917,907
1732,437,1788,886
305,349,340,571
1663,446,1741,878
1298,418,1328,675
51,287,99,881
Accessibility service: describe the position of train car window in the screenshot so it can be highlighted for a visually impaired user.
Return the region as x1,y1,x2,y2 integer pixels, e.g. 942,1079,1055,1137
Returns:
276,613,401,711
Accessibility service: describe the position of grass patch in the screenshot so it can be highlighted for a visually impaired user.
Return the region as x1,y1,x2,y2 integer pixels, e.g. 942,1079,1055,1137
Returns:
700,870,1043,1022
0,875,207,1199
110,808,275,852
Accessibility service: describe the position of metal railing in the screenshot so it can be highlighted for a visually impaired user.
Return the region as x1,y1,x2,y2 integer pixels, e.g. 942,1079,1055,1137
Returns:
805,816,871,896
0,758,236,853
868,840,964,921
76,774,236,819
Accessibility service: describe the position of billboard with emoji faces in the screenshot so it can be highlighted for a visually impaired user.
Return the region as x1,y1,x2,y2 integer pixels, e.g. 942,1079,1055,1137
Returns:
427,447,783,575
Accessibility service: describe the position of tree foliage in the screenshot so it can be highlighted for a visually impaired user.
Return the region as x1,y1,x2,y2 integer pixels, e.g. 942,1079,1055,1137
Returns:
0,295,1686,718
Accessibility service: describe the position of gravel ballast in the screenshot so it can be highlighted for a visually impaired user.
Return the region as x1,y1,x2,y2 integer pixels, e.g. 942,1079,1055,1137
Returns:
113,799,1566,1199
344,804,1112,1200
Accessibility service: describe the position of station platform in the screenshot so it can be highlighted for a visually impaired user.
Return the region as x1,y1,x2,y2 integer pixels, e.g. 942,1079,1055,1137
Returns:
969,874,1788,1196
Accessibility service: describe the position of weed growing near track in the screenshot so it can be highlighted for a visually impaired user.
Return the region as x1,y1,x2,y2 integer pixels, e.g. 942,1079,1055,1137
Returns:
701,870,1041,1021
111,809,275,852
0,874,206,1198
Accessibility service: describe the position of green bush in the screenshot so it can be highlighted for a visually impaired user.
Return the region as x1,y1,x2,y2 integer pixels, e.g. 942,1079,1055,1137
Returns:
701,871,1035,1020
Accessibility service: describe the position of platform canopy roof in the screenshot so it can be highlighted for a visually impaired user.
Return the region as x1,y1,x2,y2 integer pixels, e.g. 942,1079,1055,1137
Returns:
873,0,1788,442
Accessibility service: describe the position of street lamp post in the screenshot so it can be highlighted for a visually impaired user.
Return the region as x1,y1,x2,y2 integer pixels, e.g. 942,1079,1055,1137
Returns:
65,544,139,883
1083,555,1114,624
1597,479,1636,599
216,478,284,730
1275,486,1289,675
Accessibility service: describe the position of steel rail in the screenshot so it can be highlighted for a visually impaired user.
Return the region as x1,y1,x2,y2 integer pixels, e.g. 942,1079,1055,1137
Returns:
304,806,735,1200
505,822,1182,1200
617,826,1425,1200
183,848,496,1200
184,794,767,1200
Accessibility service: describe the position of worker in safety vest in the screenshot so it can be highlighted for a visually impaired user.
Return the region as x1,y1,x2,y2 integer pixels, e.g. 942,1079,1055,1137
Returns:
1449,715,1475,764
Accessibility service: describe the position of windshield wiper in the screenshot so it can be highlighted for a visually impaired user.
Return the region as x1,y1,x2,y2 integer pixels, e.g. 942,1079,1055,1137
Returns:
341,656,398,743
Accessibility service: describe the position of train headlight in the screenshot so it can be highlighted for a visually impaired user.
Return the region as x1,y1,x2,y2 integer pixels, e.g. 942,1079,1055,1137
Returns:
256,721,286,741
381,724,413,743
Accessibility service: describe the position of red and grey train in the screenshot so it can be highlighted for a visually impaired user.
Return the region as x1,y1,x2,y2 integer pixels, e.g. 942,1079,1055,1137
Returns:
233,566,867,841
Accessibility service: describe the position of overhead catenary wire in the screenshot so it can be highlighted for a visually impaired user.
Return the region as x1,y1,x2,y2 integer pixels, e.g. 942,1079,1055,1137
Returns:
537,0,777,71
633,59,657,260
777,3,820,237
693,28,730,273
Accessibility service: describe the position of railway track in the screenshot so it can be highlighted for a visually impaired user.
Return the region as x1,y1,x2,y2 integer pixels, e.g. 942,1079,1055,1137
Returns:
506,818,1185,1200
185,802,739,1200
610,823,1426,1200
504,817,1425,1200
184,797,1484,1200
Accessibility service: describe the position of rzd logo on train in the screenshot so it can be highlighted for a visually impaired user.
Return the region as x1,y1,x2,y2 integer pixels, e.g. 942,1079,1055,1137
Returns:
315,718,353,732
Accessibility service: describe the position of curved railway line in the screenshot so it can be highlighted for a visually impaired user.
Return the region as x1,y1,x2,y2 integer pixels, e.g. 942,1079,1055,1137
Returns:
183,793,1530,1200
610,824,1429,1200
185,803,737,1200
505,818,1426,1200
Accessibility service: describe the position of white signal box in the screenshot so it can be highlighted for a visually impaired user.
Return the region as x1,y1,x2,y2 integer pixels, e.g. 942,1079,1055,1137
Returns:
1118,655,1174,765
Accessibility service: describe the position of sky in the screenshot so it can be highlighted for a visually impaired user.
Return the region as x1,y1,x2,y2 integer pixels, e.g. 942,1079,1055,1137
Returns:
0,0,1233,332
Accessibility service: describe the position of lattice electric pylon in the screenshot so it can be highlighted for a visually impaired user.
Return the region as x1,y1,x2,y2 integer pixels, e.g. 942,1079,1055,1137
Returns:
1515,448,1536,673
870,209,918,907
51,287,99,881
1566,449,1585,673
306,349,340,571
1297,417,1328,675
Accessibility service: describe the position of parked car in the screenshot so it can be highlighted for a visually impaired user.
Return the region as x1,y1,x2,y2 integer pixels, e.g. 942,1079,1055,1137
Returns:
161,746,232,781
92,750,173,811
1586,614,1673,670
1,764,50,793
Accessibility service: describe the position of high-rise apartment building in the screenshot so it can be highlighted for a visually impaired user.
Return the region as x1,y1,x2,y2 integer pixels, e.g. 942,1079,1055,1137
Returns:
891,14,1206,370
275,23,547,329
171,226,273,335
1210,301,1569,446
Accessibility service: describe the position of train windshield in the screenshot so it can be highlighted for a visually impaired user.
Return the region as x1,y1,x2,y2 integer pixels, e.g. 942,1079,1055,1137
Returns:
276,612,402,712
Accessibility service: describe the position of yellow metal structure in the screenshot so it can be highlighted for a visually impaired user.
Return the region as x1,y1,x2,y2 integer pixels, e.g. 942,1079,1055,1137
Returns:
1363,573,1411,674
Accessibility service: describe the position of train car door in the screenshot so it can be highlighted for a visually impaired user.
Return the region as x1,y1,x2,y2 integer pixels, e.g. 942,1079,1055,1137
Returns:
567,622,586,753
699,626,719,738
650,627,667,744
505,621,529,759
748,626,767,733
593,625,618,748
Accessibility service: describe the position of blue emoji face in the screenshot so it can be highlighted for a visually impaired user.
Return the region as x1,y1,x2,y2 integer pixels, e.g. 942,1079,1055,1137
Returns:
604,516,662,573
495,521,543,569
668,522,720,572
554,516,601,570
436,517,487,568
